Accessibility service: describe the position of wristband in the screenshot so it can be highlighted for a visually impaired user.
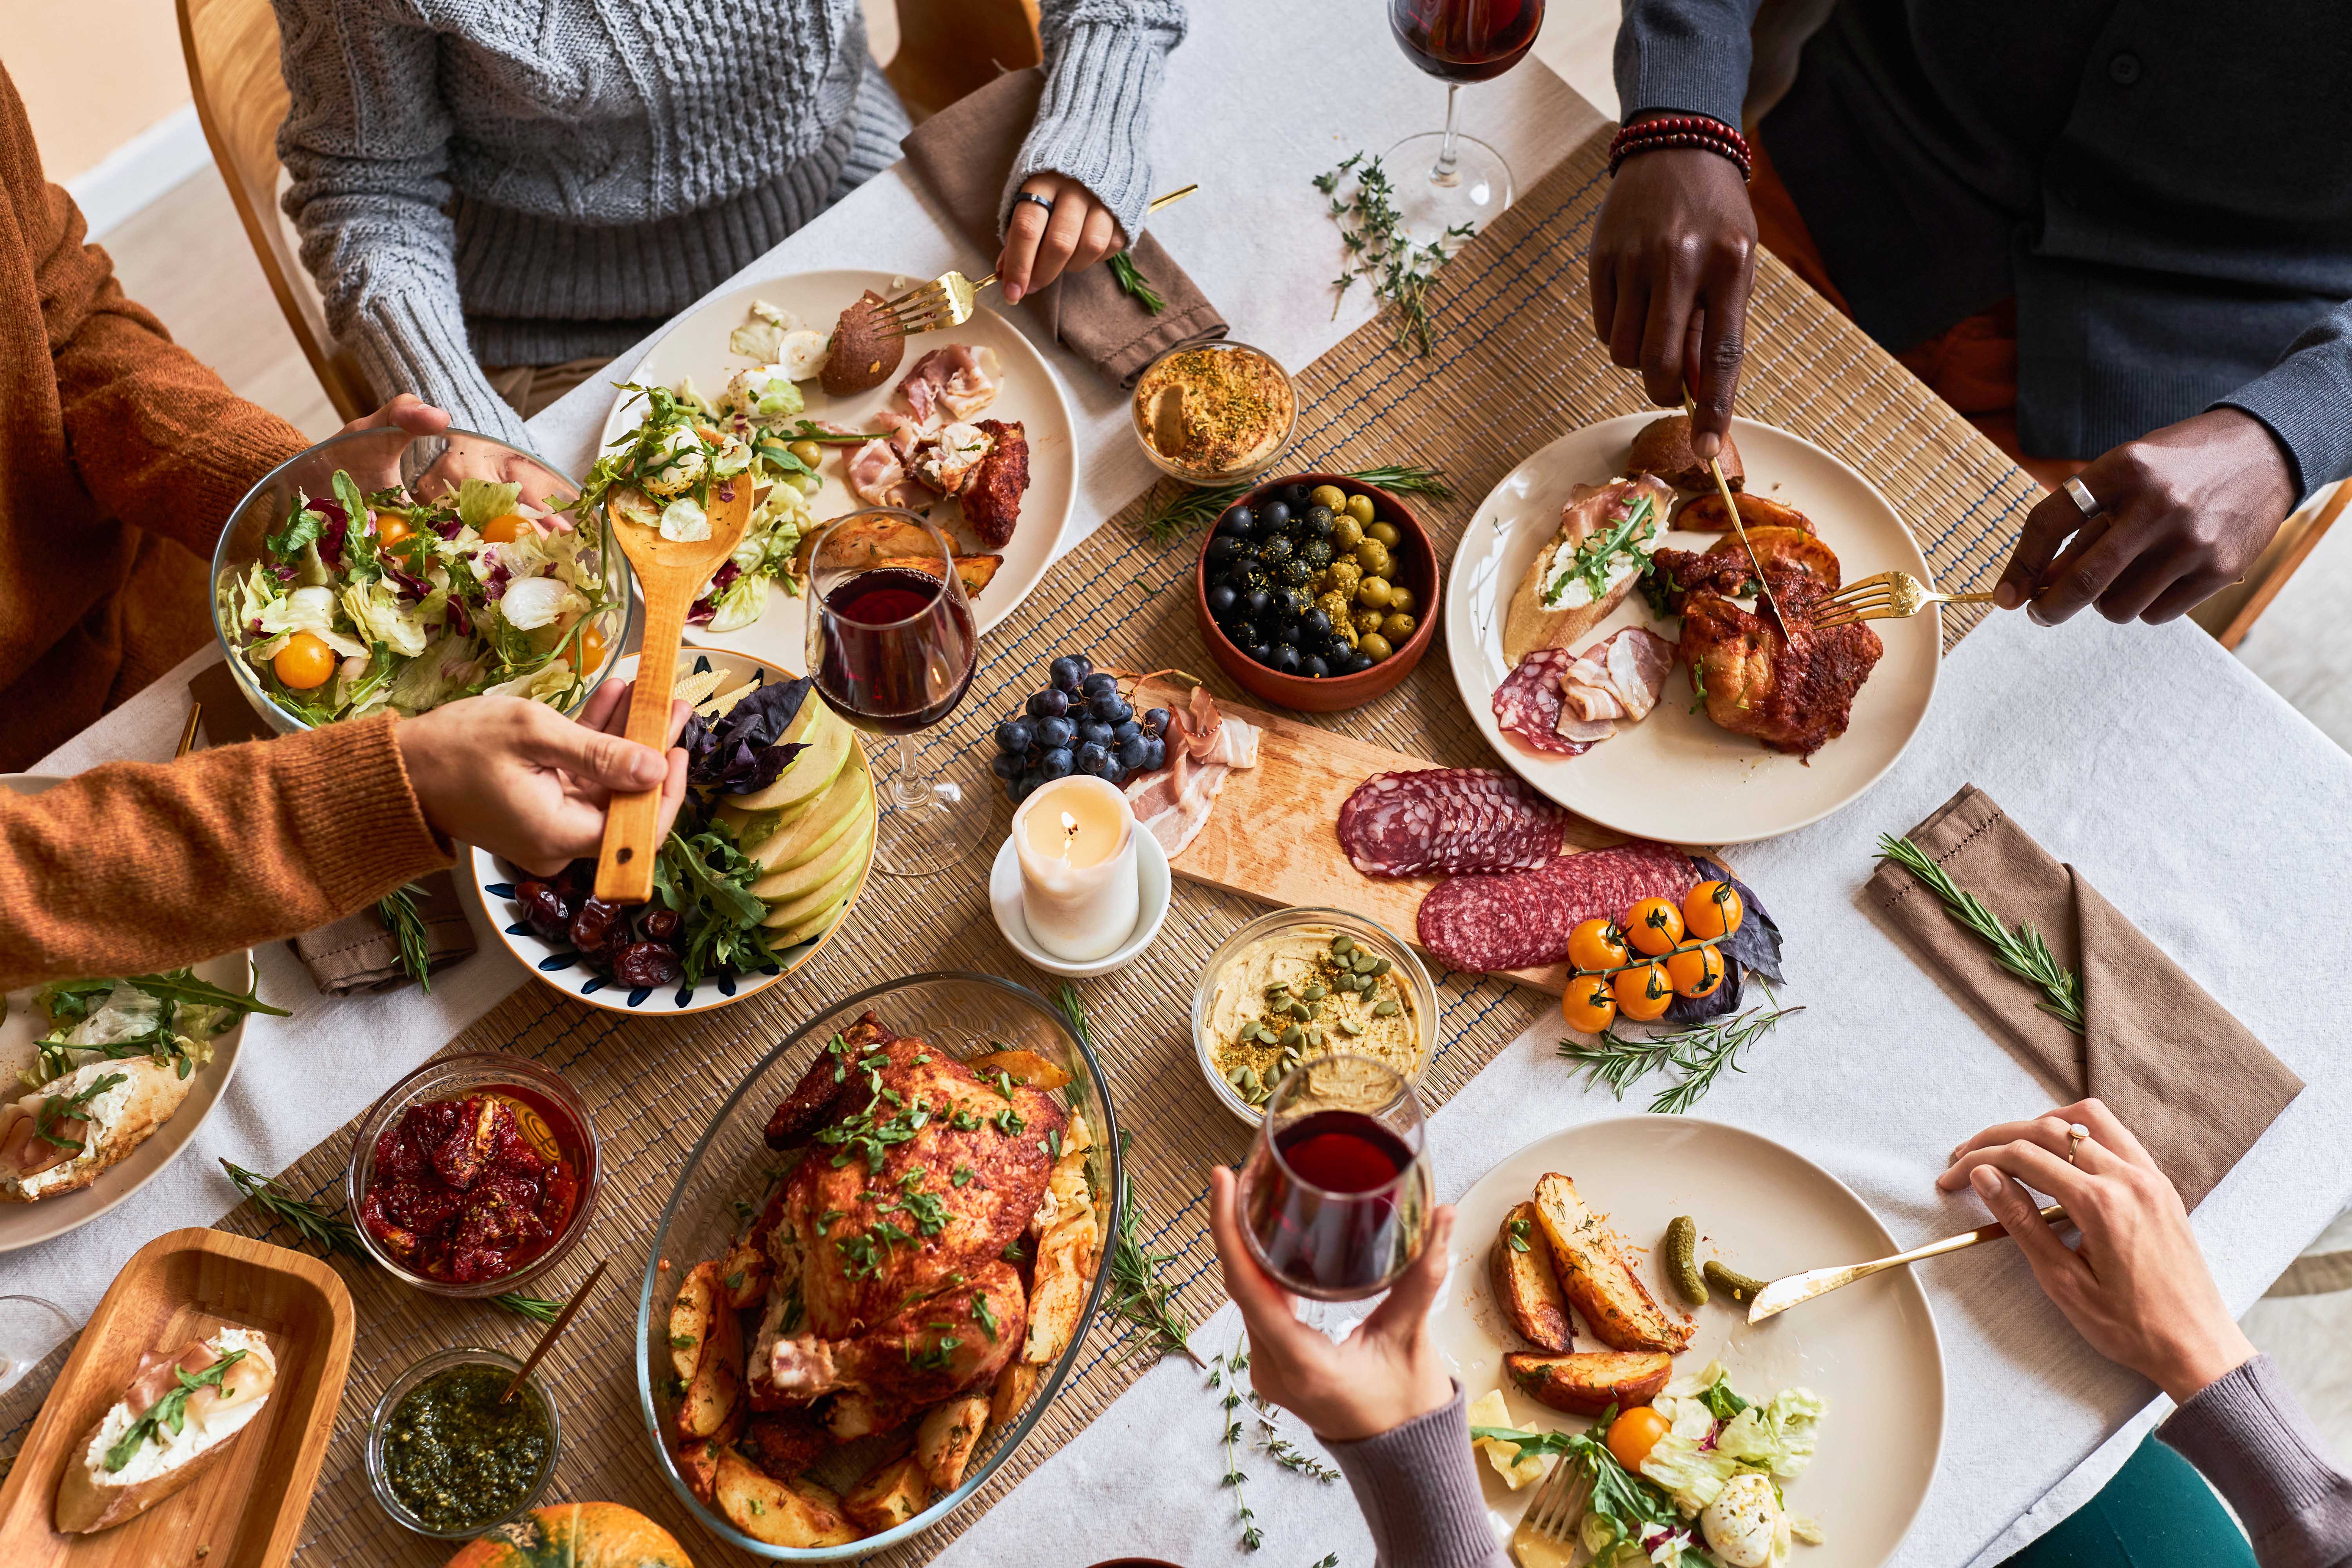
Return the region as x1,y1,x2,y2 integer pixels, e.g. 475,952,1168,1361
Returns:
1608,115,1752,181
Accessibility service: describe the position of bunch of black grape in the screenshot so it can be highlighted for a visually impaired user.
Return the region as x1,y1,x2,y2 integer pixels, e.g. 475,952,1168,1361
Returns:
991,655,1171,803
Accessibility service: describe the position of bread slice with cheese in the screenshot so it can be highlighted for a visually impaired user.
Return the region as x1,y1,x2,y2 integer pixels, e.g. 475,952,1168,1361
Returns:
1502,475,1675,666
55,1327,277,1533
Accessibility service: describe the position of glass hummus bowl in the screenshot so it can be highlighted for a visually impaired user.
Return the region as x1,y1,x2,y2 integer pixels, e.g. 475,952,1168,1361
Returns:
1131,339,1297,483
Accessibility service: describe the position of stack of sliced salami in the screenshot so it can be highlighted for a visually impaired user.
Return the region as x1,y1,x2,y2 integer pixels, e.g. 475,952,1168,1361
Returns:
1338,769,1567,877
1417,840,1700,975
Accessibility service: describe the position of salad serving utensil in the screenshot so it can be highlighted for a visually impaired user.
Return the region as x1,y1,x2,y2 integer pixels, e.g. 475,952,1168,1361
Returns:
1746,1202,2067,1323
594,480,754,902
877,183,1202,338
1509,1452,1594,1567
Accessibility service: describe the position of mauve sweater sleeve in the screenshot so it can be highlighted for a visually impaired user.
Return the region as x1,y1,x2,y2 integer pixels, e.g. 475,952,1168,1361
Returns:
1005,0,1189,243
1326,1384,1510,1568
2159,1354,2352,1568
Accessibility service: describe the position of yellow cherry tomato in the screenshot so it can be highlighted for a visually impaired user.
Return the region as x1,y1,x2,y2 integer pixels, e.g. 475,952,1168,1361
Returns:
272,630,336,690
480,513,532,543
1664,942,1726,998
563,622,610,673
1683,879,1744,941
1611,962,1674,1021
1624,897,1685,956
1607,1405,1671,1474
1561,976,1617,1034
375,513,414,549
1566,918,1629,974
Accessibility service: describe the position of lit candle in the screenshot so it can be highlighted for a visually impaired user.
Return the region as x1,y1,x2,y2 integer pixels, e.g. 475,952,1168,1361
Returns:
1012,775,1141,962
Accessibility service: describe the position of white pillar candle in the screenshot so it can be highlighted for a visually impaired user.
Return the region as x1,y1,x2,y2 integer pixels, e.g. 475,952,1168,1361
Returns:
1012,775,1141,962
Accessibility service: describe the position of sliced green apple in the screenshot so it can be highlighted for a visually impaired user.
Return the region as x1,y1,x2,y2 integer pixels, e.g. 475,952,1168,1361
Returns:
760,820,870,928
742,759,869,875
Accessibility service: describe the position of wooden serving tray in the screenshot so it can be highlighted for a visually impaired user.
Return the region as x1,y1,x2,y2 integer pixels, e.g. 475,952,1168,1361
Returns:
1170,695,1706,995
0,1229,354,1568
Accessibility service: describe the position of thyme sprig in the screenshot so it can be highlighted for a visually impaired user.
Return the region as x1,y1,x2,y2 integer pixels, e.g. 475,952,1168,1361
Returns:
1314,152,1473,357
376,883,433,991
219,1159,561,1323
1110,253,1166,313
1139,462,1454,546
1875,834,2085,1033
1559,1003,1802,1114
1212,1335,1263,1550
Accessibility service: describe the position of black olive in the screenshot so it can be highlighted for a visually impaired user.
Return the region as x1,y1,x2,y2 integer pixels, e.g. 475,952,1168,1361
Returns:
1259,535,1293,564
1207,583,1238,619
1305,505,1334,531
1271,644,1303,674
1272,619,1301,645
1282,483,1311,508
1302,608,1332,638
1348,650,1376,673
1245,588,1272,619
1206,535,1240,565
1277,587,1312,617
1256,501,1291,535
1300,539,1334,569
1226,618,1259,648
1278,559,1314,587
1246,641,1274,663
1302,654,1330,678
1216,506,1255,538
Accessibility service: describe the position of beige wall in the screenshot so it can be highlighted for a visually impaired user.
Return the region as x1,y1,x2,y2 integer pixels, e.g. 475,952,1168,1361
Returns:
0,0,192,183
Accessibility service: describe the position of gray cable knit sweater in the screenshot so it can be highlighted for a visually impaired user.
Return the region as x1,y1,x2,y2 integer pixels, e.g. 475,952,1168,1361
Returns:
271,0,1187,446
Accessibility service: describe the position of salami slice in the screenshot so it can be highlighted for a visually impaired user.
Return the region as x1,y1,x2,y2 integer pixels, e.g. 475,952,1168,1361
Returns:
1339,768,1567,877
1416,841,1702,973
1492,650,1590,757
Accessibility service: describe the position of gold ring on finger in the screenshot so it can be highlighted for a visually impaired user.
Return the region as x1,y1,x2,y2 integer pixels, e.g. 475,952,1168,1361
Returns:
2066,1122,2090,1165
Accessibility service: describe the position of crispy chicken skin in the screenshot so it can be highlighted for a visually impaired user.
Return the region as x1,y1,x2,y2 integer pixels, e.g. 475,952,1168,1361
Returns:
960,419,1027,548
1673,568,1884,757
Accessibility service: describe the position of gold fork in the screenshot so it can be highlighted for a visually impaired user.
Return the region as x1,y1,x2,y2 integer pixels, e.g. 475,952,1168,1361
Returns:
875,183,1201,337
1809,568,1999,630
1510,1453,1594,1568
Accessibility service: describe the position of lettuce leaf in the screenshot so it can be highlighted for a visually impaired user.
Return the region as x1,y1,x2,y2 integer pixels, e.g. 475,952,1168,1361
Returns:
458,477,522,532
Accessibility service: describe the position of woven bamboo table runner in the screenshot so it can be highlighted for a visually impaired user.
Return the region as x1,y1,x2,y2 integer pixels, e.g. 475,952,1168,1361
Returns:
0,122,2038,1563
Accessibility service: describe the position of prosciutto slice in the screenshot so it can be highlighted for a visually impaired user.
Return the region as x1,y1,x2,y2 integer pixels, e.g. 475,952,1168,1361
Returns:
1123,677,1260,857
898,346,1001,424
845,437,927,509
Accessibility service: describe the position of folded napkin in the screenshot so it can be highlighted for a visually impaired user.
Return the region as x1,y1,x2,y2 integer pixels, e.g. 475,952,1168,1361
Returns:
900,66,1227,385
1867,784,2301,1208
191,661,477,995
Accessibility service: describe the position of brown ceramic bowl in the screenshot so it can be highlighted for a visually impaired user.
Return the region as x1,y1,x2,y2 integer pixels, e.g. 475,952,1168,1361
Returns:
1194,472,1440,713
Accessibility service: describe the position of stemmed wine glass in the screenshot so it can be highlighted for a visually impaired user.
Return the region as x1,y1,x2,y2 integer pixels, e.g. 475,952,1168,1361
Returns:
1239,1054,1433,1301
803,510,982,877
1385,0,1548,245
0,1295,76,1393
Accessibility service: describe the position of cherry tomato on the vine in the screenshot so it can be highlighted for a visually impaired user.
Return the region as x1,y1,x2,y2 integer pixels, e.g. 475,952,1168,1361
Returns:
1665,942,1725,998
1607,1405,1671,1474
1562,976,1618,1034
1611,962,1674,1021
1683,879,1744,941
1566,917,1629,974
1624,897,1684,956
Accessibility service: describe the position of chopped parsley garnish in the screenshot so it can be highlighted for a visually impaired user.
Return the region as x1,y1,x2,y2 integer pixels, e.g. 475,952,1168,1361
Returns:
952,1165,976,1187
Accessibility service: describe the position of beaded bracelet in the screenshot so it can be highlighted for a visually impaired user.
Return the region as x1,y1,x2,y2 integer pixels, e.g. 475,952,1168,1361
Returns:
1608,114,1753,181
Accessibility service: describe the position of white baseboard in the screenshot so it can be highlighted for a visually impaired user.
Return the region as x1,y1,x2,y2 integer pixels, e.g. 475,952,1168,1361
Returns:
64,103,214,241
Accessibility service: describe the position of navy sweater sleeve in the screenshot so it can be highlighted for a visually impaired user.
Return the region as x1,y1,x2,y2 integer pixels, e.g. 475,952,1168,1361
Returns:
1613,0,1766,129
2217,297,2352,504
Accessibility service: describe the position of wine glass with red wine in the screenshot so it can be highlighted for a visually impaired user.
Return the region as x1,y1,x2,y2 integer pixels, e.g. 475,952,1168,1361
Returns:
803,509,982,877
1385,0,1545,245
1239,1054,1433,1302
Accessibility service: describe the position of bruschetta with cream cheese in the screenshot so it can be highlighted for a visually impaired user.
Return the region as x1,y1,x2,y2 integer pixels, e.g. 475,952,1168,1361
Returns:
1502,475,1675,666
54,1327,276,1533
0,1057,194,1204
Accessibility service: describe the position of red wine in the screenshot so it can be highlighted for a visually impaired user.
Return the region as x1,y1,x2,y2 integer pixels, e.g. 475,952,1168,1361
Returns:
1242,1110,1428,1299
1389,0,1543,83
813,566,976,735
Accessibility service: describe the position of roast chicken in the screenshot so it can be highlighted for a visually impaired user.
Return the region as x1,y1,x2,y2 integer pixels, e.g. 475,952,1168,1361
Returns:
1652,547,1883,757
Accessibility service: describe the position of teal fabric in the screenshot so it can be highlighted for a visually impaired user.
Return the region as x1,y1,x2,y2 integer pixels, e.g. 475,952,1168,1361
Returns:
2002,1435,2255,1568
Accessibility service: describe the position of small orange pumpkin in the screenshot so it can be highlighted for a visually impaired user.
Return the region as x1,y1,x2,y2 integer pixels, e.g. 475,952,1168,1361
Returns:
445,1503,691,1568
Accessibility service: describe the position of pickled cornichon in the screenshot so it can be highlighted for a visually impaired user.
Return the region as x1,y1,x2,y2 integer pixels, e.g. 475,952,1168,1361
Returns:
1662,1215,1708,1305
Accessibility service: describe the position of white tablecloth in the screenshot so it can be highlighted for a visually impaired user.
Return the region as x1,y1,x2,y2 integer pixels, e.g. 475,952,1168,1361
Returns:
13,6,2352,1563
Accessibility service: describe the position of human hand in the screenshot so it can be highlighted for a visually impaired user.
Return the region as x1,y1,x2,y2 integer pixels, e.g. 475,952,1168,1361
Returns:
328,394,452,491
1207,1164,1457,1443
1937,1098,2254,1403
998,172,1125,305
1994,409,2297,624
396,682,691,877
1588,121,1759,461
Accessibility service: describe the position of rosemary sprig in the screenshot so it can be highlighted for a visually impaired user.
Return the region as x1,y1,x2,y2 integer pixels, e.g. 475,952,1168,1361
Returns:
220,1159,561,1322
1212,1335,1263,1550
1559,1004,1802,1114
1875,835,2084,1032
376,882,433,991
1139,462,1455,546
1110,252,1166,313
1314,152,1473,357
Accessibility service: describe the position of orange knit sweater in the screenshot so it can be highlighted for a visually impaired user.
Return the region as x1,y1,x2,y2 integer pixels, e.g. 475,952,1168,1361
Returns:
0,64,450,987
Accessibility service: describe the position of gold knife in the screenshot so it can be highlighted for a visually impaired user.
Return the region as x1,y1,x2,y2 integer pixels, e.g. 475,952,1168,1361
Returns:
1679,393,1788,633
1746,1204,2069,1324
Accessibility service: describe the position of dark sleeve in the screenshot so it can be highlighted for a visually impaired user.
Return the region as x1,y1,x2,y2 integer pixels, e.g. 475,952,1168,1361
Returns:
2157,1354,2352,1568
2215,298,2352,505
1323,1383,1510,1568
1613,0,1767,129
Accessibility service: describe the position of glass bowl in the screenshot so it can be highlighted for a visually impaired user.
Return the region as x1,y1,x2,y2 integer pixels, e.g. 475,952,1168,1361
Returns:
209,425,633,735
636,971,1123,1561
345,1052,603,1299
366,1346,561,1537
1130,338,1297,483
1192,906,1441,1125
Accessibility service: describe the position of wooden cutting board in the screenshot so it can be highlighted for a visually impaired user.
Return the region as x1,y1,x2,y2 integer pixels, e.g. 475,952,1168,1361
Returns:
1168,695,1706,995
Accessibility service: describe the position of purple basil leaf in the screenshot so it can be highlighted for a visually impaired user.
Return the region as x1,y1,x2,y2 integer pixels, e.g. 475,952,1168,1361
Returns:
686,676,816,794
1689,857,1784,985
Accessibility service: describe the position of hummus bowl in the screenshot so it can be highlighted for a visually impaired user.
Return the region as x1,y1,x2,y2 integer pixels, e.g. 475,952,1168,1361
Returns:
1192,907,1439,1124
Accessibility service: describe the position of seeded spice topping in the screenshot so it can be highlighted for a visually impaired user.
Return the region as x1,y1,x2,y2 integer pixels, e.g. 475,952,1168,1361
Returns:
1134,345,1296,480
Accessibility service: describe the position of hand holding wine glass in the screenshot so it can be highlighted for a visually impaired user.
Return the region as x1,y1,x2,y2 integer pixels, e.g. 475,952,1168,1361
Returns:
1235,1053,1435,1301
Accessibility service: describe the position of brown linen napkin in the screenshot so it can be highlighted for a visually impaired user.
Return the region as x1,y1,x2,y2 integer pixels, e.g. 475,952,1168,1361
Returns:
1866,784,2301,1208
191,661,477,994
900,65,1227,385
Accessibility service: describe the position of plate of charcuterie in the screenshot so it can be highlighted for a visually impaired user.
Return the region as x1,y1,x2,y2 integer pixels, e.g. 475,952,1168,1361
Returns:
1444,414,1940,845
595,268,1077,671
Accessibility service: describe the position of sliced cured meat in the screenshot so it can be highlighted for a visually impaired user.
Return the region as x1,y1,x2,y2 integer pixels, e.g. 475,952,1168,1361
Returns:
898,346,1002,425
1494,649,1589,757
1124,677,1261,857
1416,842,1702,973
846,437,927,509
1602,628,1676,720
1338,769,1567,878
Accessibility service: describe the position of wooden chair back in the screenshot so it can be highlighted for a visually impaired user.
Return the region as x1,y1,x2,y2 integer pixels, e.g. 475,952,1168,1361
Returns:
2191,479,2349,648
884,0,1042,123
176,0,374,423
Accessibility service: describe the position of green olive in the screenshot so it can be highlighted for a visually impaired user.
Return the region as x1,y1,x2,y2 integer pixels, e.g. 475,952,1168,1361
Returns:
1353,607,1387,636
1381,612,1417,641
1366,521,1401,548
1345,494,1377,525
1326,559,1362,596
1384,585,1416,617
1354,539,1393,579
787,472,820,495
1331,516,1365,550
787,439,825,468
1358,632,1395,662
1356,576,1394,610
1308,484,1349,513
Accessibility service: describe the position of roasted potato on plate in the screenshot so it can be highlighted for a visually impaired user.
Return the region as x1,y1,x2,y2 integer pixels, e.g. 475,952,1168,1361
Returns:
675,1435,724,1504
917,1393,991,1492
676,1286,744,1439
844,1454,934,1532
1531,1173,1692,1353
1024,1210,1097,1365
1674,490,1810,534
719,1238,771,1310
964,1048,1073,1091
991,1360,1040,1427
1505,1350,1674,1416
669,1259,722,1381
713,1450,860,1547
1490,1201,1572,1353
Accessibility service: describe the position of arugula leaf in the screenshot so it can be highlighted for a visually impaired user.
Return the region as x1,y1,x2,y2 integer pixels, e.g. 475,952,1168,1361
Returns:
103,1349,251,1472
36,1072,129,1152
1468,1422,1682,1551
753,442,815,476
332,472,380,581
1542,494,1656,610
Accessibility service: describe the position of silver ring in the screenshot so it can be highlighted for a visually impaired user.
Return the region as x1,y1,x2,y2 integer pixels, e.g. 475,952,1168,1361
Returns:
1011,191,1056,219
2063,475,2101,519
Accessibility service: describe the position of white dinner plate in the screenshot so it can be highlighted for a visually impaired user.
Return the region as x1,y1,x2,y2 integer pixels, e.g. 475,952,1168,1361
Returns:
601,267,1078,668
1445,414,1941,844
0,776,253,1252
1430,1116,1944,1566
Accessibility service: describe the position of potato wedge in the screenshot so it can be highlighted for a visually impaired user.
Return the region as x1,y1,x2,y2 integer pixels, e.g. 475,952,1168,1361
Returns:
990,1359,1040,1427
675,1436,724,1505
720,1239,772,1310
669,1259,722,1381
1490,1201,1572,1353
1702,524,1840,589
713,1449,861,1547
1673,490,1809,534
1023,1209,1097,1365
1530,1174,1692,1352
916,1393,991,1492
1504,1350,1673,1416
964,1048,1073,1091
843,1453,934,1533
677,1288,745,1439
791,511,938,581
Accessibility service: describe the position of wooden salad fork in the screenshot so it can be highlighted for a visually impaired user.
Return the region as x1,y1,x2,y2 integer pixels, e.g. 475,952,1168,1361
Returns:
1745,1203,2068,1323
593,478,754,902
1809,568,1999,630
1510,1454,1594,1568
875,183,1202,338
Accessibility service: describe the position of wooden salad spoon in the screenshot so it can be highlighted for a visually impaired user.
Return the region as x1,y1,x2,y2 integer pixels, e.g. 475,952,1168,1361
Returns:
593,477,753,902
